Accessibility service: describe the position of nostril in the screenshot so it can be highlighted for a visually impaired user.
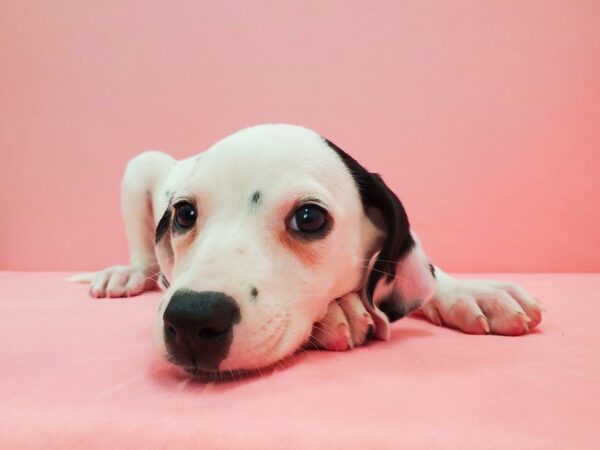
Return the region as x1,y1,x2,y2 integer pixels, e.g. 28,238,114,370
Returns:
166,324,177,337
198,325,229,339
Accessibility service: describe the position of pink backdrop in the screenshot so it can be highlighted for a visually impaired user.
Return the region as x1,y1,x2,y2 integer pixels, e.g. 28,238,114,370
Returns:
1,1,599,272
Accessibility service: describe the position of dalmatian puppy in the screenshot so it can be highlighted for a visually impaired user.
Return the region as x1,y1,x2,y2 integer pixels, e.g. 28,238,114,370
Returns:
72,124,542,377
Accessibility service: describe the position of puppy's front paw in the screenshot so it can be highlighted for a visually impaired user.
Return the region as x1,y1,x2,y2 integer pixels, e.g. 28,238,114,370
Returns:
308,293,374,351
419,280,542,336
89,265,158,298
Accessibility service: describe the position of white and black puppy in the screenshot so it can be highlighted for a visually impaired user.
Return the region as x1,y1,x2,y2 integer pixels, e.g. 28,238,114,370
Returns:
73,124,542,377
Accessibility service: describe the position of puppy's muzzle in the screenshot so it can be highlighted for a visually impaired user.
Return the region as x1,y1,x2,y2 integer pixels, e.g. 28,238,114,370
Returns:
163,290,241,371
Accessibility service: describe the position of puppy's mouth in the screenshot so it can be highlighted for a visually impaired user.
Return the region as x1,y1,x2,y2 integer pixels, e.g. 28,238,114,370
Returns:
166,356,238,381
182,366,265,381
183,366,227,380
182,352,295,382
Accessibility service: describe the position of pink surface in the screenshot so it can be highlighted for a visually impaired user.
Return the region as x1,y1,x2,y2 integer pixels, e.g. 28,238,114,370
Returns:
1,272,598,449
1,1,600,272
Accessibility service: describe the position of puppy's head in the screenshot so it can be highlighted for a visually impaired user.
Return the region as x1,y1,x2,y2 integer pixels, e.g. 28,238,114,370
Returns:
153,124,419,376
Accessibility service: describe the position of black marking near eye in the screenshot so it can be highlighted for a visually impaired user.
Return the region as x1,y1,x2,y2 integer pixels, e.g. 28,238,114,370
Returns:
250,286,258,299
250,191,262,208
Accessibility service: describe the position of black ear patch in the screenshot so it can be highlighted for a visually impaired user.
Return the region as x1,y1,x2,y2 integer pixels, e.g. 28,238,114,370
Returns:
377,290,421,322
324,138,415,304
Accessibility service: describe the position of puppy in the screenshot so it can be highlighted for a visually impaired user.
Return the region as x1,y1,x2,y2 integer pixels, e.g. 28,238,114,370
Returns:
73,124,542,377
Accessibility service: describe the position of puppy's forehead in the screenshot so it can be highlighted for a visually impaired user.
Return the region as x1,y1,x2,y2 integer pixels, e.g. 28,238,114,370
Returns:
190,124,353,195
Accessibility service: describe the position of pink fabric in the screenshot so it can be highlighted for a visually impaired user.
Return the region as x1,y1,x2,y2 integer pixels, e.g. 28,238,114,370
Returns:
1,272,598,449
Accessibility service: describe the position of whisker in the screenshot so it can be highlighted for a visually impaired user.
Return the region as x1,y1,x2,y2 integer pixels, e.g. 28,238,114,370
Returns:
355,264,411,283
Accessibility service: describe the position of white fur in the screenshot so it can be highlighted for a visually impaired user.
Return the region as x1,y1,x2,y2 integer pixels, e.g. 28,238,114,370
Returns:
78,124,542,374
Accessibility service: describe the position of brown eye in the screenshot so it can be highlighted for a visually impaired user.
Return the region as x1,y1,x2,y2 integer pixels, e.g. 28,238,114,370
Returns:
288,204,327,233
174,202,196,229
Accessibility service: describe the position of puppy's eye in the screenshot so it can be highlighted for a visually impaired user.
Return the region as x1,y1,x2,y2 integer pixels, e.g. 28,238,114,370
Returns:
174,202,196,229
288,204,327,233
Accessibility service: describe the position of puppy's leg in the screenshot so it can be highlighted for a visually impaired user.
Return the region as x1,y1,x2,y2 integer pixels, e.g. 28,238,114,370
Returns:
308,293,374,351
418,268,543,335
373,234,542,336
88,151,175,298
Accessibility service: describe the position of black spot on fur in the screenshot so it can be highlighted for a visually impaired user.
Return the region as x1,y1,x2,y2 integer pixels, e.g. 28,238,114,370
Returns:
378,290,422,323
429,263,436,278
250,286,258,299
324,138,414,304
250,191,262,207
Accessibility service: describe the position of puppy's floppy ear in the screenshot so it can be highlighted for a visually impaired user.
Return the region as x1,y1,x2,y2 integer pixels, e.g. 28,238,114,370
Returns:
325,139,436,340
155,205,175,286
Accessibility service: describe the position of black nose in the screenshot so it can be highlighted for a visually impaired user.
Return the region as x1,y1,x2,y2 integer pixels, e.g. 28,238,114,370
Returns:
163,290,240,370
